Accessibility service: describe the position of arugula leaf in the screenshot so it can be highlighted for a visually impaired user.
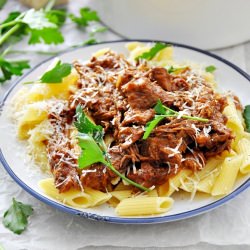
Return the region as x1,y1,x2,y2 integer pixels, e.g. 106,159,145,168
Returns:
243,105,250,133
69,7,100,27
205,65,216,73
75,105,104,142
0,0,6,9
135,42,171,61
0,57,30,84
143,100,209,139
75,105,150,191
3,198,33,235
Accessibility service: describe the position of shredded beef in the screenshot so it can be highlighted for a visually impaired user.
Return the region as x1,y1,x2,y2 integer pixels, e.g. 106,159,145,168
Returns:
46,50,235,192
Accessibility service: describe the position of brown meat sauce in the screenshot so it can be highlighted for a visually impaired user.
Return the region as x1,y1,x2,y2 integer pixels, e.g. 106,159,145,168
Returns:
46,50,234,192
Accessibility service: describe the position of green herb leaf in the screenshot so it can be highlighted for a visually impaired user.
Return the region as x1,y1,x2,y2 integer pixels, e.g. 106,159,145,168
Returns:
0,0,6,9
135,42,171,61
205,65,216,73
3,198,33,235
46,9,67,27
143,100,209,139
69,7,100,27
0,57,30,84
90,26,107,36
167,66,187,74
75,106,150,191
143,115,165,140
75,105,104,142
28,27,64,45
243,105,250,133
78,133,105,167
24,60,71,84
83,38,98,45
40,60,71,83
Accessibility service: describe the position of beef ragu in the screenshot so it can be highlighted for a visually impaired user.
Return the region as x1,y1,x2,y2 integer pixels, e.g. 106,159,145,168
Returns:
46,50,234,193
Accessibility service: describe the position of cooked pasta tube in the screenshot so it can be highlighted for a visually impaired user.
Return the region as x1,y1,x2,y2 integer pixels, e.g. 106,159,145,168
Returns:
180,158,223,192
235,138,250,174
211,155,244,196
39,178,92,208
115,197,174,216
84,187,112,206
223,98,244,135
158,169,192,197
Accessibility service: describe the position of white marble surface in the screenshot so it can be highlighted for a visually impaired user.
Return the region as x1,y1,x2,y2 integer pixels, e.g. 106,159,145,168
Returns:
0,1,250,250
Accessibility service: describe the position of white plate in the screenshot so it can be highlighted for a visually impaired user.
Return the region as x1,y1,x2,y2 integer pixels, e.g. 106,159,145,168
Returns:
0,40,249,224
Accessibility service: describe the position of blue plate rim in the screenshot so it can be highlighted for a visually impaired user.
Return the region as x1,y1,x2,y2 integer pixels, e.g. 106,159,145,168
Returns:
0,39,250,224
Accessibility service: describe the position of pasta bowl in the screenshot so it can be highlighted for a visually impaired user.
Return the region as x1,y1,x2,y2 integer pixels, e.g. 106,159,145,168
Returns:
0,40,250,224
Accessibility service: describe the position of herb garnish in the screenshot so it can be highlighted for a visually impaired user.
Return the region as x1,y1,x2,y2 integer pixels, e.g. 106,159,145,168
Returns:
167,66,187,74
143,100,209,139
243,105,250,133
135,42,171,61
3,198,33,235
24,60,71,84
69,7,100,27
205,65,216,73
0,56,30,83
75,105,150,192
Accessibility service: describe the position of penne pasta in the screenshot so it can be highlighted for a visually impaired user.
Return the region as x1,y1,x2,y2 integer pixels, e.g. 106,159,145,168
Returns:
158,169,192,197
235,138,250,174
39,178,92,208
211,155,244,196
115,197,174,216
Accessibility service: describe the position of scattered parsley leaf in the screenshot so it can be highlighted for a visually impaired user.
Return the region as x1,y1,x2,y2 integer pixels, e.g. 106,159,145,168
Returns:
83,38,97,45
3,198,33,235
75,105,150,191
143,100,209,139
28,27,64,45
45,9,67,27
69,7,100,27
0,0,6,9
90,26,107,36
135,42,171,61
205,65,216,73
0,57,30,84
243,105,250,133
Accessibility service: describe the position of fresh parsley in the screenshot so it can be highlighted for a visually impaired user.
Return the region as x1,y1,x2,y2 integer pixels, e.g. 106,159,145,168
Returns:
3,198,33,235
24,60,71,84
0,0,6,10
167,66,187,74
143,100,209,139
243,105,250,133
205,65,216,73
69,7,100,27
75,105,150,192
135,42,171,61
0,56,30,84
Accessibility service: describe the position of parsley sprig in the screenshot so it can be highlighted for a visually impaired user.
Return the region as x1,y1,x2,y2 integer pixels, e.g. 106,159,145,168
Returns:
24,60,72,84
75,105,150,192
143,100,209,139
243,105,250,133
135,42,171,61
3,198,33,235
